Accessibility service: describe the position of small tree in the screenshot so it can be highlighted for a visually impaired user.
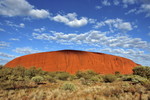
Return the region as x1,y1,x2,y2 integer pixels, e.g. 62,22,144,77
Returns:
133,66,150,79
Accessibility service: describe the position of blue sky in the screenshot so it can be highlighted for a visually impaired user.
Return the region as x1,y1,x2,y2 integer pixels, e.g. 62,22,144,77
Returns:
0,0,150,66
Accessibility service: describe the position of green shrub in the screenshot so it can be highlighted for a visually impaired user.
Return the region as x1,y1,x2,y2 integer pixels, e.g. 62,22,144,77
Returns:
115,71,120,75
1,67,27,82
55,72,70,80
90,76,101,83
76,70,98,80
96,75,104,82
122,75,149,84
38,70,48,76
103,74,117,83
131,76,148,84
24,67,45,78
68,75,77,81
0,80,15,90
76,71,85,78
61,82,76,91
12,66,26,76
8,75,18,81
142,80,150,90
80,78,93,85
48,72,57,77
0,80,37,90
133,66,150,79
86,70,98,76
31,76,44,83
44,75,56,83
0,67,12,77
16,76,24,81
76,70,102,85
25,67,37,78
80,78,88,85
0,67,13,81
0,65,3,69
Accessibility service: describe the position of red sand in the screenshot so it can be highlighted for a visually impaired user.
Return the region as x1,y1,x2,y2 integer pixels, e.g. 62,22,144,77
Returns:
5,50,139,74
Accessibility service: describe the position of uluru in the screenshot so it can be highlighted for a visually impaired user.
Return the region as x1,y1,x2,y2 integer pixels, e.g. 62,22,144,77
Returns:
5,50,139,74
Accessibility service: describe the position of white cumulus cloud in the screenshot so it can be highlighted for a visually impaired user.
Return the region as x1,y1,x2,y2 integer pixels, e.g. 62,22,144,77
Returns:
101,47,150,66
34,27,46,33
0,52,16,58
13,47,41,54
29,9,50,19
140,4,150,17
125,8,137,15
32,30,149,50
52,13,88,27
32,30,150,65
0,41,9,48
122,0,137,4
0,0,50,18
9,38,20,41
0,28,5,32
5,21,25,28
113,0,120,5
102,0,111,6
19,23,25,28
94,18,133,32
0,58,10,65
95,6,102,10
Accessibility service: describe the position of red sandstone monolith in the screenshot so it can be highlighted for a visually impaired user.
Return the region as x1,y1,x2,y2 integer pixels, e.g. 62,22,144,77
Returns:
5,50,139,74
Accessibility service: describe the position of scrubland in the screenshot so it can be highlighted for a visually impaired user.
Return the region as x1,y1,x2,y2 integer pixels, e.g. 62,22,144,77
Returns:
0,65,150,100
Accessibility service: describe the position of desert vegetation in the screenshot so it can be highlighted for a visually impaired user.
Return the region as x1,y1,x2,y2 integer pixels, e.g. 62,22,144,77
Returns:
0,65,150,100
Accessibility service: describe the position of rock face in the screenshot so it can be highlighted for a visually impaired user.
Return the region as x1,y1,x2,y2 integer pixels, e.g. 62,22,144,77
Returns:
5,50,139,74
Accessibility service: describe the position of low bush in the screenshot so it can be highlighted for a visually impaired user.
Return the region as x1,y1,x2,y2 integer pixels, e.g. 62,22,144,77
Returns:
122,75,149,84
68,75,77,81
142,80,150,90
76,70,98,80
25,67,38,78
0,80,36,90
0,67,12,79
12,66,26,77
80,78,92,85
90,76,100,82
44,75,56,83
61,82,76,91
48,72,57,77
0,65,3,69
0,80,15,90
31,76,44,83
86,70,98,76
89,75,103,83
75,71,85,78
103,74,117,83
55,72,70,80
115,71,120,75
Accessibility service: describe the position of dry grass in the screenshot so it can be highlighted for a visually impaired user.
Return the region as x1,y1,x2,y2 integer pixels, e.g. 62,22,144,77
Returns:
0,80,150,100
